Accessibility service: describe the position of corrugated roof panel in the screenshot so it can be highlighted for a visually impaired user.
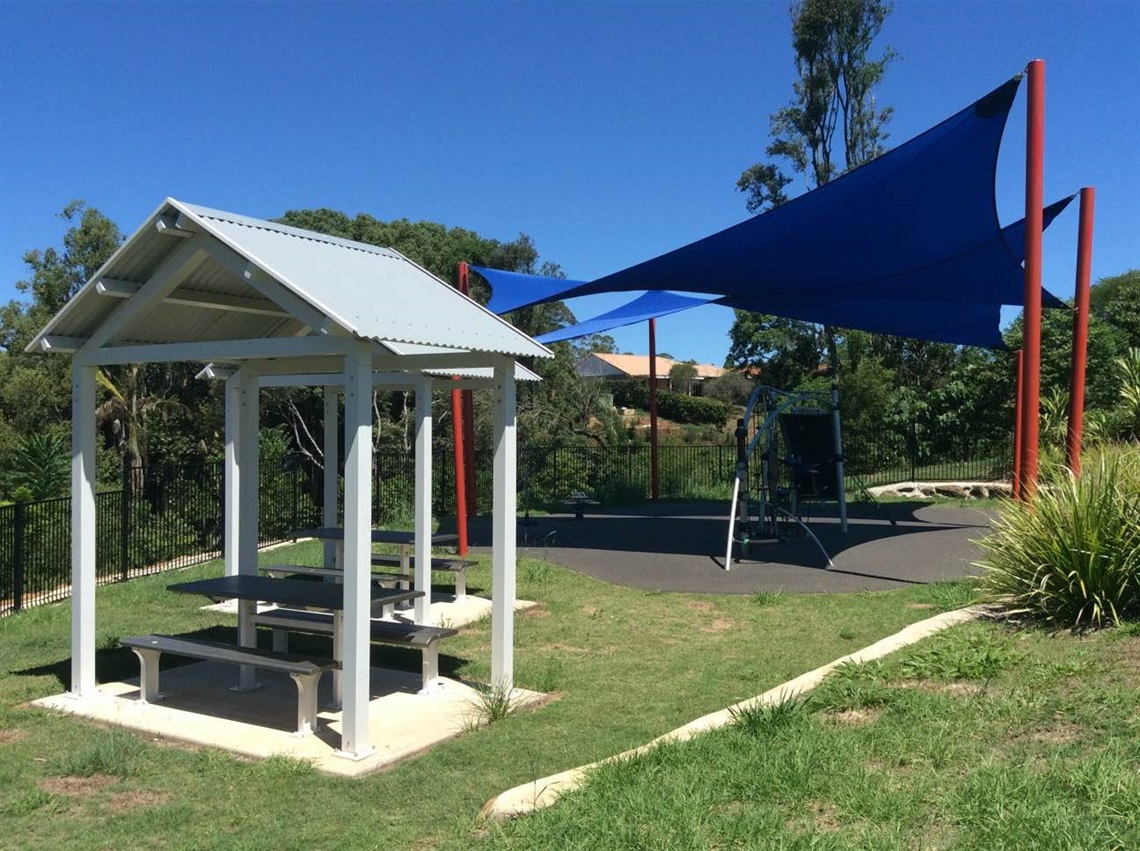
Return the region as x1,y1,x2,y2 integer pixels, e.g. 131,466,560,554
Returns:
115,302,301,345
30,198,551,363
50,295,120,340
178,202,550,359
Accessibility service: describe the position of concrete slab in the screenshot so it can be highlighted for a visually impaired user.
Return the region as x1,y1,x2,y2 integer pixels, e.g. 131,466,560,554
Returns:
34,660,545,777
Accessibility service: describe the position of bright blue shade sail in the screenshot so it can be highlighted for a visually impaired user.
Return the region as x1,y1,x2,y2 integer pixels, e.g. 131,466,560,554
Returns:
536,291,719,345
478,267,589,315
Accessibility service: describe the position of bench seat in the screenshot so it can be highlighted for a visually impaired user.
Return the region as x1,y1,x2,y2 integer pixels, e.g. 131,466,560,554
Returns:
120,634,337,736
369,554,476,600
251,609,458,694
561,495,600,519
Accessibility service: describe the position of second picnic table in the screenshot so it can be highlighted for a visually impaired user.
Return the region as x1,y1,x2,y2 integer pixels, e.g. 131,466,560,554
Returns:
293,527,462,604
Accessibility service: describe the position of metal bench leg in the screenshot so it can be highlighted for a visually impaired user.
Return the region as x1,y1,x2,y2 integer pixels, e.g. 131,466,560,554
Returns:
419,644,440,695
454,570,467,601
130,648,165,703
289,670,323,736
271,628,289,653
235,599,260,692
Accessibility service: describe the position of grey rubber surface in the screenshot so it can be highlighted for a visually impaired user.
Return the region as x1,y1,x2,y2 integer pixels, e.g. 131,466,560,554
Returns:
463,501,993,595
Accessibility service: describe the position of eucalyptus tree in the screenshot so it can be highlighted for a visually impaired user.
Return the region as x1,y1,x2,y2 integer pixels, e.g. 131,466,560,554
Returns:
730,0,895,380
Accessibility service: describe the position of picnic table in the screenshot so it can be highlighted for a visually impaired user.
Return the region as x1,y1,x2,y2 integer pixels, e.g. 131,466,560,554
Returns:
168,575,422,708
293,527,461,606
562,491,600,520
293,527,458,564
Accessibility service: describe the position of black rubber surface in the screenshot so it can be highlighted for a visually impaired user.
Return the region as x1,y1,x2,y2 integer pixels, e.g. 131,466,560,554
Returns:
461,501,993,595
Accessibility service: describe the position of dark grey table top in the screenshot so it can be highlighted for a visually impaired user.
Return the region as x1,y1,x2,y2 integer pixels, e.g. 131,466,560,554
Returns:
168,574,422,615
292,527,459,546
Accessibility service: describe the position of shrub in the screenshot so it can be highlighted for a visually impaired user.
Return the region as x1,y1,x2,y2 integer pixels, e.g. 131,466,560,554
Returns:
977,444,1140,630
610,383,730,426
658,392,729,426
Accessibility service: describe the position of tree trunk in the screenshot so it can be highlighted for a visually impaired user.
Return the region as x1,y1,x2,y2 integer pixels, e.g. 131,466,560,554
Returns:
825,325,840,378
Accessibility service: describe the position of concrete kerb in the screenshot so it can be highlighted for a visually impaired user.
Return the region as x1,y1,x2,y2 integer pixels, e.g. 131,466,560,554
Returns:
479,605,986,820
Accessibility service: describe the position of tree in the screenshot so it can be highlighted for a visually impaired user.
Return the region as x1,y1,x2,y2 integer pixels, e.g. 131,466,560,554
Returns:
669,361,699,395
3,431,71,502
1,201,123,354
726,311,826,389
1090,269,1140,351
0,202,126,496
731,0,895,377
703,371,755,406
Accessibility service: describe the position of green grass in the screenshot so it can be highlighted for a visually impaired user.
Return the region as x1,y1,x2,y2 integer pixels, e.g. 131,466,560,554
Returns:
0,542,969,850
474,621,1140,850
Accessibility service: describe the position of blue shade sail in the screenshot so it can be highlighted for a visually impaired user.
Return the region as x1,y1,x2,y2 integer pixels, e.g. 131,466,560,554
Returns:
559,78,1029,306
472,76,1076,348
536,291,719,344
715,295,1006,348
483,196,1071,348
474,266,589,315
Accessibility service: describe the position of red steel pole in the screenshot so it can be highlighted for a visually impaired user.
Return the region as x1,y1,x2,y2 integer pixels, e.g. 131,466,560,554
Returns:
451,262,472,554
1012,349,1023,500
648,318,660,500
451,380,468,554
1020,58,1045,500
1066,187,1096,474
458,262,477,518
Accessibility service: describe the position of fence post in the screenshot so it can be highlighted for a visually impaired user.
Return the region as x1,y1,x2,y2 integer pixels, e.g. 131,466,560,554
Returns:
909,421,918,482
291,465,300,541
12,502,25,613
120,463,131,582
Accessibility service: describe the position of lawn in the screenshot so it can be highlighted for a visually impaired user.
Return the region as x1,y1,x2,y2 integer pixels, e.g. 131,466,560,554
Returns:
0,541,977,850
475,620,1140,851
4,540,1130,844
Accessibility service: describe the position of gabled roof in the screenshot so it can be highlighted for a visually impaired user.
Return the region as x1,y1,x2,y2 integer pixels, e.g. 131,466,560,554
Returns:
578,353,723,380
29,198,551,361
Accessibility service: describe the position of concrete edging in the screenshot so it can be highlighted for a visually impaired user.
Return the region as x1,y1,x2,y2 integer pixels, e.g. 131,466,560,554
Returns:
480,605,984,819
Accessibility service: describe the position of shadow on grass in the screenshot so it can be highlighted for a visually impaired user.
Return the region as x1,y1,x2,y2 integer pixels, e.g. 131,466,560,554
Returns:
12,622,474,690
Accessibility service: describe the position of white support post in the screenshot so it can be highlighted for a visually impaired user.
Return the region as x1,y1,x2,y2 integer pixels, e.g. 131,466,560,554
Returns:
236,369,260,690
414,375,433,625
69,363,97,698
490,359,517,691
223,373,240,578
339,342,375,760
323,385,339,569
237,370,260,575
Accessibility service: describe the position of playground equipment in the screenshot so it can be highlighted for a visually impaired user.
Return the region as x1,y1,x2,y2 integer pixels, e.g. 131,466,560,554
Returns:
724,383,893,570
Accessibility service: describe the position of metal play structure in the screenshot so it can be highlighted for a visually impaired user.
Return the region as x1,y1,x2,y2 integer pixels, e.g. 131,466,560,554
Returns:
723,383,894,570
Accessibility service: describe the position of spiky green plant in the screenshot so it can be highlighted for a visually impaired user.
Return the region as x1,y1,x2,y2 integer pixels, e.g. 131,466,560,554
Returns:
729,691,808,737
978,445,1140,630
463,680,523,731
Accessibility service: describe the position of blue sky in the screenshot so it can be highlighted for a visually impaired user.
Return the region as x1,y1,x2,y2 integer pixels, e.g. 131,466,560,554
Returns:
1,1,1137,366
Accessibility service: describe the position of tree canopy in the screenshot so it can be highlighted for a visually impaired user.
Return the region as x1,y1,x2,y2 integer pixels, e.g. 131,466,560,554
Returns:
731,0,895,380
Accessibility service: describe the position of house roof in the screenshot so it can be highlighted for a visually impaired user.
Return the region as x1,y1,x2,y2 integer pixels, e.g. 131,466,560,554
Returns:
581,353,723,380
29,198,551,362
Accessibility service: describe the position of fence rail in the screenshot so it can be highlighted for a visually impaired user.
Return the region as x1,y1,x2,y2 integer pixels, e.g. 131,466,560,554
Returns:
1,435,1009,616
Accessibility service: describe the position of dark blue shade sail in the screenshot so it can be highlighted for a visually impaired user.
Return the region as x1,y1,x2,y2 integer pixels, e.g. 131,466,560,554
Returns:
471,75,1075,348
560,78,1030,306
536,291,719,345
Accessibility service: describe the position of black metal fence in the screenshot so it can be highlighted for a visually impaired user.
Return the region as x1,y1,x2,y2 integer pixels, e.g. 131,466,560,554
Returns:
1,435,1010,616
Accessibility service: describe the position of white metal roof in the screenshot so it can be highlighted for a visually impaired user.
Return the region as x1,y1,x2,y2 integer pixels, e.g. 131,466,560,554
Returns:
29,198,551,361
